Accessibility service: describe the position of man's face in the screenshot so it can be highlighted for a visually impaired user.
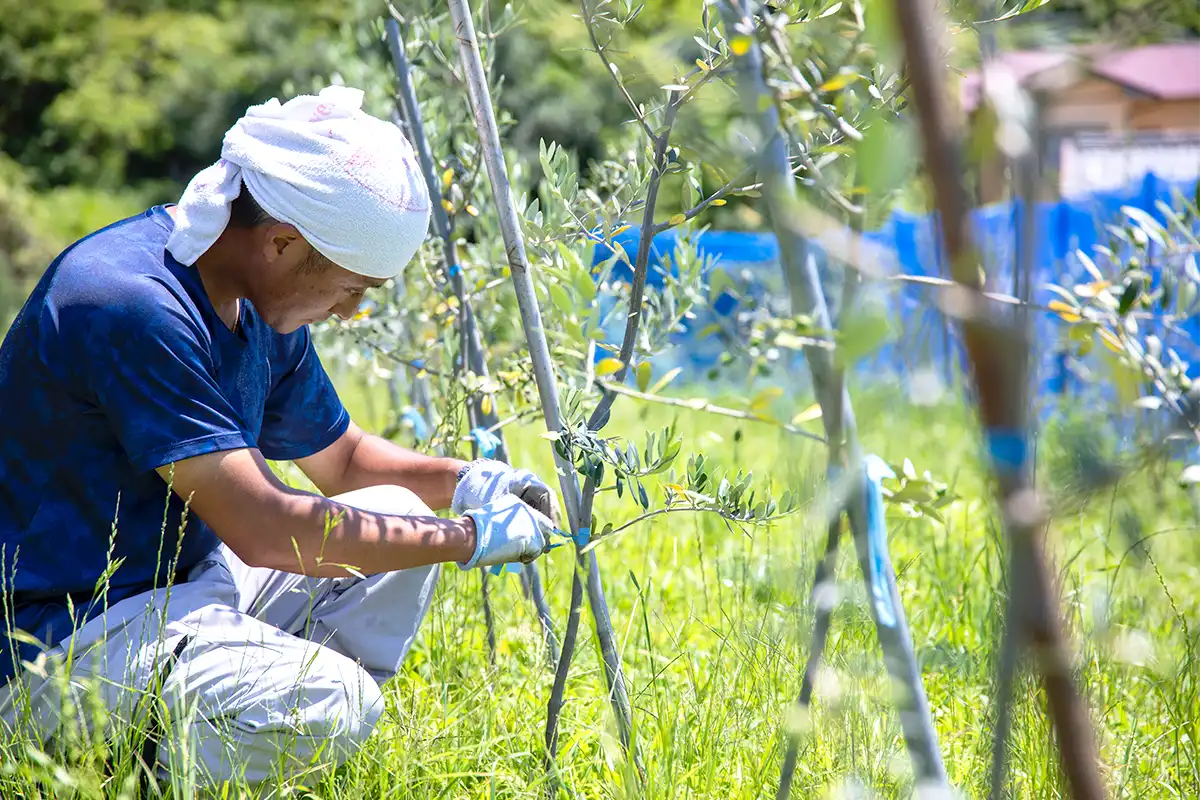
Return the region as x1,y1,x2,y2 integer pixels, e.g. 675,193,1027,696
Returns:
249,224,389,334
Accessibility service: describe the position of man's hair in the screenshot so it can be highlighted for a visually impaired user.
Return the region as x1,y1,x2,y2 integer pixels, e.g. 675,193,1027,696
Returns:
229,182,333,274
228,183,278,229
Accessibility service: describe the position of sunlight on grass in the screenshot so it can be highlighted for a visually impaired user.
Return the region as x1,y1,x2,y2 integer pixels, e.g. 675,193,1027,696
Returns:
316,374,1199,799
2,374,1197,798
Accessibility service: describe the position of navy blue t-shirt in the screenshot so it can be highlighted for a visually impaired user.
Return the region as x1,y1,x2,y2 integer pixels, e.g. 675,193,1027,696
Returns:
0,205,349,682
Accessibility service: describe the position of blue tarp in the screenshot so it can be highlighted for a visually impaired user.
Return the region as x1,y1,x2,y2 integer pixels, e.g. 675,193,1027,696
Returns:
590,171,1200,424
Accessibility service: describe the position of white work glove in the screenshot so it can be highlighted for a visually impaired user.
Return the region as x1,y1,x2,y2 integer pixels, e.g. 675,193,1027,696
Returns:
452,459,561,526
458,493,558,570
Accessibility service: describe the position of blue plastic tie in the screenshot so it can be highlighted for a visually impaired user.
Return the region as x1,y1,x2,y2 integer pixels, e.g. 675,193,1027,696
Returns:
573,526,591,547
448,263,462,277
488,534,569,577
863,454,897,628
469,427,501,458
986,427,1028,475
400,408,430,442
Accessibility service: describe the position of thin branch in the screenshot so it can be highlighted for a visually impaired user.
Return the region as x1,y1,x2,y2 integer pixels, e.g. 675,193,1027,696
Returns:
653,164,755,234
674,54,732,107
784,127,864,216
763,19,862,142
597,380,827,443
464,276,509,302
348,332,446,376
586,102,681,431
448,1,639,781
579,0,655,141
776,513,842,798
453,408,541,441
580,503,798,553
888,274,1059,315
544,557,586,798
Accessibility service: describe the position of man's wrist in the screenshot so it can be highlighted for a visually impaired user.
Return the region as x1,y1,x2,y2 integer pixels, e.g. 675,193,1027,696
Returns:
454,459,474,486
439,457,469,509
450,457,494,513
454,513,479,565
454,457,491,486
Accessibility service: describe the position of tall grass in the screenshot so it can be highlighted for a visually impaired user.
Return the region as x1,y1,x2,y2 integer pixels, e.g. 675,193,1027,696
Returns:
1,375,1197,798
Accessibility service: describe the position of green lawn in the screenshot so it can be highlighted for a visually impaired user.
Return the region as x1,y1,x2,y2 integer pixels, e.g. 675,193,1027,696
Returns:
3,374,1198,799
318,374,1200,799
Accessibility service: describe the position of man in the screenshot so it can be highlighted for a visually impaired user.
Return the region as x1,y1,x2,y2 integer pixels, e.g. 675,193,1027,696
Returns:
0,85,559,787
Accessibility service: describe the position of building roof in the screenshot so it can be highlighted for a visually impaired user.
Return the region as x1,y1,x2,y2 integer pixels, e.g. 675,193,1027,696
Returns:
960,40,1200,111
1090,42,1200,100
959,50,1073,112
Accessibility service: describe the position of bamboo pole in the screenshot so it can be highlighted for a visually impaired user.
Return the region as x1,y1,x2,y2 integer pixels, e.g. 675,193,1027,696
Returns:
446,0,638,775
536,5,691,784
781,220,862,800
717,1,948,793
989,58,1044,800
890,1,1105,798
384,16,560,668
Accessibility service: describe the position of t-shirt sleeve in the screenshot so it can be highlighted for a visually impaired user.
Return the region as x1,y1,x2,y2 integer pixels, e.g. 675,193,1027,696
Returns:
50,280,256,473
258,327,349,462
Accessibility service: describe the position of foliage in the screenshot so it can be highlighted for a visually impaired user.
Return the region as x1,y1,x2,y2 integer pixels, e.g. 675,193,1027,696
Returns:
0,0,940,323
2,0,1197,795
0,155,59,329
4,396,1197,798
0,0,371,189
326,0,967,546
1044,191,1200,486
991,0,1200,46
0,0,381,320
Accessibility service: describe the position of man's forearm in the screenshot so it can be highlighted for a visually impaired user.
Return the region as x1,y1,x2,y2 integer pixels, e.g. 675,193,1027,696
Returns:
247,490,476,577
335,432,467,510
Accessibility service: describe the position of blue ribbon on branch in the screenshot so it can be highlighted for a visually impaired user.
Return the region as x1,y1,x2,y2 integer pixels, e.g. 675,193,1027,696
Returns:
469,427,501,458
401,408,430,442
487,537,567,577
863,454,898,628
985,427,1029,476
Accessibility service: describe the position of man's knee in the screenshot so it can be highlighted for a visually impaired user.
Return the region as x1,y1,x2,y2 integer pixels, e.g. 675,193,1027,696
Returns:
309,647,384,748
180,640,384,784
331,484,435,518
289,648,384,748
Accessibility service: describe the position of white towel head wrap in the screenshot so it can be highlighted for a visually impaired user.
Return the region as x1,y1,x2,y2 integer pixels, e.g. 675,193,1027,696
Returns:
166,85,430,280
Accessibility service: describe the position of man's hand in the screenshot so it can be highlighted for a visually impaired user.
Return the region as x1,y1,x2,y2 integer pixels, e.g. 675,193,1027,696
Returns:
452,459,562,525
458,494,558,570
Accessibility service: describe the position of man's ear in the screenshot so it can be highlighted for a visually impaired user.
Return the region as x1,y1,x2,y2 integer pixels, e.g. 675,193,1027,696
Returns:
261,222,303,264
